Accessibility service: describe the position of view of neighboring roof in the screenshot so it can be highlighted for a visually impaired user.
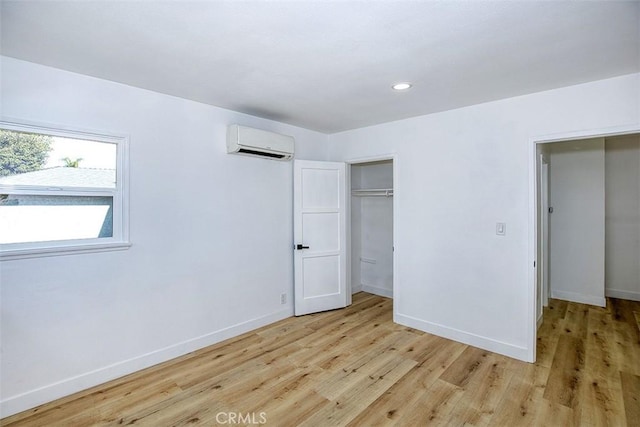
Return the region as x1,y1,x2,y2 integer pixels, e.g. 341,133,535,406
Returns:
0,167,116,188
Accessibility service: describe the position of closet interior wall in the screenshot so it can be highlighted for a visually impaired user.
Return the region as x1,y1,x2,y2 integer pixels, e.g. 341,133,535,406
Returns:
351,160,393,298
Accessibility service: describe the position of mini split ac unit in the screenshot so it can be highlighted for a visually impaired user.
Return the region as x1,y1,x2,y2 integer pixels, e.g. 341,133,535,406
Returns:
227,124,295,161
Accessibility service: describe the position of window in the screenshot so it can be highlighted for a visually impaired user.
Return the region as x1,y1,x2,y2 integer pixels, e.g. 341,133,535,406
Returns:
0,122,129,259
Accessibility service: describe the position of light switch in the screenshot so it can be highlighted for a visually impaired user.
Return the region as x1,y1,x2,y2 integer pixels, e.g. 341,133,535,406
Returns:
496,222,506,236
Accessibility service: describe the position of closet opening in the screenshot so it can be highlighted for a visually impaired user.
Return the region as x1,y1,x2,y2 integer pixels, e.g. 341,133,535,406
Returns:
532,129,640,362
536,133,639,315
349,158,395,300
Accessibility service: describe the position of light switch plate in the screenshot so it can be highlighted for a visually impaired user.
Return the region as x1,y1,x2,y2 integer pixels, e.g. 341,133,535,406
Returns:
496,222,506,236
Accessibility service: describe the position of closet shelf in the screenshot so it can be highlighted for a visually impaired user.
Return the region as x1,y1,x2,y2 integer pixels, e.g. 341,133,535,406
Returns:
351,188,394,197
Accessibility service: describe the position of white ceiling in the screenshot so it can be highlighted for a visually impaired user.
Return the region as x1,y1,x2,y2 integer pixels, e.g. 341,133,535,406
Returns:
1,1,639,133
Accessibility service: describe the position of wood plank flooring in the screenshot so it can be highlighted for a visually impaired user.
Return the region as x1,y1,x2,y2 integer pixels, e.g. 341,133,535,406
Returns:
2,293,639,426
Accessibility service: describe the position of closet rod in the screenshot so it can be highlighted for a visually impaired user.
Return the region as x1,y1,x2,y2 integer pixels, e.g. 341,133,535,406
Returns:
351,188,393,197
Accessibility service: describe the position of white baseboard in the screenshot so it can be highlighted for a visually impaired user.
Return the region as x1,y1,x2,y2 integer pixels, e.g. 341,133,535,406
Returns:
0,308,293,418
394,312,530,362
605,288,640,302
351,283,363,294
551,289,606,307
362,284,393,298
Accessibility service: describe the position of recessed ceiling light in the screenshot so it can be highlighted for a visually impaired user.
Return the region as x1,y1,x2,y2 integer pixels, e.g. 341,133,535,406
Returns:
392,82,412,91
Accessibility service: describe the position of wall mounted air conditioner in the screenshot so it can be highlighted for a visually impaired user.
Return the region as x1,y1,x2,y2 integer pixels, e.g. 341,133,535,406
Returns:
227,124,295,161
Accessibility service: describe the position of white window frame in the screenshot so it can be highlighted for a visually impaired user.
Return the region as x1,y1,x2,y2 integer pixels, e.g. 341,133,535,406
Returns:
0,120,130,260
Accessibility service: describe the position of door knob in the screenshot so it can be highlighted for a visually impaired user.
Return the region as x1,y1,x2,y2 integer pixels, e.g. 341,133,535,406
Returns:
296,244,310,250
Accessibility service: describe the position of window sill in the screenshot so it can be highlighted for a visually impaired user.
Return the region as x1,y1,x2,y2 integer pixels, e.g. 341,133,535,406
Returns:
0,241,132,261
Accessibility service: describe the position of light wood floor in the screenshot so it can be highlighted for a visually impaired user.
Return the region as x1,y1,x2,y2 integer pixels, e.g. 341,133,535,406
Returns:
2,292,639,426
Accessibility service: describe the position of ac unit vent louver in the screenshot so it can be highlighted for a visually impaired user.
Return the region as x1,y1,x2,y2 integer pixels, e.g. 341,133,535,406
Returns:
227,125,294,161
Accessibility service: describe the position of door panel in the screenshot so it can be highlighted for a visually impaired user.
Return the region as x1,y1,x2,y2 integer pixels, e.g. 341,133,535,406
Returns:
294,160,348,315
548,139,605,307
303,256,341,297
302,213,340,252
301,168,341,209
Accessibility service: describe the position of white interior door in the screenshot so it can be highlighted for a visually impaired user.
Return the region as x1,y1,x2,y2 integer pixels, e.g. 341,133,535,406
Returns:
540,159,550,307
548,139,606,307
294,160,348,316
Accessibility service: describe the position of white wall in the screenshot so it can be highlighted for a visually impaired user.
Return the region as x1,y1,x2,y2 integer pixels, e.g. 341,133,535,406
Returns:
328,73,639,361
0,57,328,417
548,139,606,306
605,134,640,301
351,161,393,298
